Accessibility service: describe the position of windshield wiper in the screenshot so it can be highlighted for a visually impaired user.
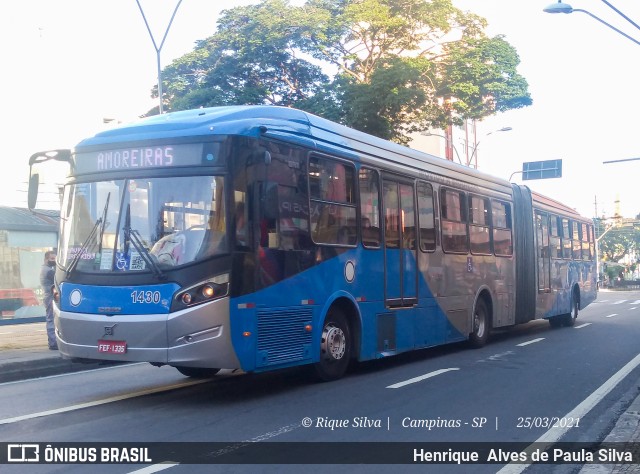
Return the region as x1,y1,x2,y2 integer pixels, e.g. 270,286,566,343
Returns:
123,206,165,280
126,227,166,280
97,192,111,255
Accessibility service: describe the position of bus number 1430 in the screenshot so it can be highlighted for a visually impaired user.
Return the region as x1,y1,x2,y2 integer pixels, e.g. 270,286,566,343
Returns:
130,290,161,304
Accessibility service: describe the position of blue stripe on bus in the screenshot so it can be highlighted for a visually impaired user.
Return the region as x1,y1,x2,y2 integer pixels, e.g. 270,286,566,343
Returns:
59,282,181,315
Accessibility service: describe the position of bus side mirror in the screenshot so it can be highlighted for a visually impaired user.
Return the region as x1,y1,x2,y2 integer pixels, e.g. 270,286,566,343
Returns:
28,171,39,210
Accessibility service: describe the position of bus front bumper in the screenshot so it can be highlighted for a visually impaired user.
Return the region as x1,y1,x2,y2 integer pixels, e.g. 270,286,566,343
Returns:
54,297,242,370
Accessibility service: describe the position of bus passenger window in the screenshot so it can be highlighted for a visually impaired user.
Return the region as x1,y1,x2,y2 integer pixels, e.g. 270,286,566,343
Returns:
581,223,590,260
549,216,561,259
359,168,381,248
561,218,572,259
469,194,490,255
572,221,581,259
588,225,595,261
309,156,357,246
440,188,468,253
492,200,512,257
417,182,436,252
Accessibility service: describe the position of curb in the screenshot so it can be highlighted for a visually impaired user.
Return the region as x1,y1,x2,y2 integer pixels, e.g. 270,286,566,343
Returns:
0,353,120,384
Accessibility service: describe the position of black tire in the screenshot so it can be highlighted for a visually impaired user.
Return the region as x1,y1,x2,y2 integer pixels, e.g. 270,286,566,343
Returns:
469,299,491,348
563,292,579,327
175,366,220,378
314,308,351,382
548,316,564,328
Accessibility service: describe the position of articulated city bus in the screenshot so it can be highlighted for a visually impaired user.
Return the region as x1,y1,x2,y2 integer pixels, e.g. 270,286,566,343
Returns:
28,106,597,381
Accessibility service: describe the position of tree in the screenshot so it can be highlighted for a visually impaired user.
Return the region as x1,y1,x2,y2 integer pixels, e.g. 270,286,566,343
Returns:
597,226,640,263
153,0,532,144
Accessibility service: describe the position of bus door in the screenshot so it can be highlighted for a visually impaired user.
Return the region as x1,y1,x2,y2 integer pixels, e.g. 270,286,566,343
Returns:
382,179,418,309
536,211,551,297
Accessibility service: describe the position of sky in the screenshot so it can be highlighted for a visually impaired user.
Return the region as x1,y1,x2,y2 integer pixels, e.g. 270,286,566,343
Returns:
2,0,639,219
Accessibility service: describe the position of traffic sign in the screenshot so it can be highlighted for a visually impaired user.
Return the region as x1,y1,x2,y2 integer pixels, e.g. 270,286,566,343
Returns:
522,159,562,180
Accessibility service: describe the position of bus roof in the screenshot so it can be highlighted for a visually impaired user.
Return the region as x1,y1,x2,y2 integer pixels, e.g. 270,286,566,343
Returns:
75,106,588,218
77,105,513,190
530,190,587,221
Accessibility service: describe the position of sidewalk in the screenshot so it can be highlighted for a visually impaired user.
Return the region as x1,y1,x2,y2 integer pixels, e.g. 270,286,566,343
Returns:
0,321,639,471
0,321,109,383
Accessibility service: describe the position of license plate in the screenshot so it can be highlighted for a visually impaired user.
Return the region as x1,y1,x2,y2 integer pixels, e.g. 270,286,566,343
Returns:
97,339,127,354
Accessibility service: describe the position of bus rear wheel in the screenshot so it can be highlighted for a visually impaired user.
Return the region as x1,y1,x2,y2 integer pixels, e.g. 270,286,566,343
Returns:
175,366,220,378
469,299,490,348
563,293,579,327
314,308,351,382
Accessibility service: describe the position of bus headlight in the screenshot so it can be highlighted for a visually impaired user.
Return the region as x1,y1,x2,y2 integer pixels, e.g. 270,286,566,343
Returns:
173,273,229,311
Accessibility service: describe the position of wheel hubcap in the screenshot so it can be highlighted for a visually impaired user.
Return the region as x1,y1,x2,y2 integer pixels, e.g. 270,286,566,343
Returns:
322,324,346,361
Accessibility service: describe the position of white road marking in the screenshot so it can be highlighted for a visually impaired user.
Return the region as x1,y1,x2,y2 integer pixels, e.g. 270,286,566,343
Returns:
497,352,640,474
477,351,515,363
516,338,544,347
630,307,637,311
0,379,210,425
612,300,627,305
128,463,178,474
631,300,640,305
129,423,302,473
574,323,592,329
386,368,459,389
605,313,618,318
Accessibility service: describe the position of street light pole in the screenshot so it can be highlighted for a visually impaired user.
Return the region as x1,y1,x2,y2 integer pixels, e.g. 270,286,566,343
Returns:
603,157,640,164
136,0,184,114
543,1,640,46
421,132,463,164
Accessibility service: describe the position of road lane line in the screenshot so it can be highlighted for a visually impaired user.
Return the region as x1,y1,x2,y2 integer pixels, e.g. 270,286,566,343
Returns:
129,422,302,473
497,352,640,474
129,463,178,474
612,300,627,305
516,338,544,347
386,368,459,389
605,313,618,318
0,379,210,425
574,323,592,329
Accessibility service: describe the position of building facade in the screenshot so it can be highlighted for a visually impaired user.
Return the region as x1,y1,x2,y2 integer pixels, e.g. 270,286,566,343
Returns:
0,207,59,318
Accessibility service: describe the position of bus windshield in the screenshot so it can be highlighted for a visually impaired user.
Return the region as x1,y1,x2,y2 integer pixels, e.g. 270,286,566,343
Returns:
59,175,227,273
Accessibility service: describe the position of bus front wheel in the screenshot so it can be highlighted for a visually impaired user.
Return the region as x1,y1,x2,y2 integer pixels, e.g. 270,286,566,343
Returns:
563,293,579,327
314,308,351,382
175,366,221,378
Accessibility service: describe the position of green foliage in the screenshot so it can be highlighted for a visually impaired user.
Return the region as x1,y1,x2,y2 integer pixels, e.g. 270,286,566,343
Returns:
597,225,640,263
604,263,623,282
152,0,532,143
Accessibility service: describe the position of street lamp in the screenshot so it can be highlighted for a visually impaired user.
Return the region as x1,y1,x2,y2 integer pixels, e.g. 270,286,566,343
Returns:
136,0,184,114
543,1,640,46
603,157,640,164
466,127,512,168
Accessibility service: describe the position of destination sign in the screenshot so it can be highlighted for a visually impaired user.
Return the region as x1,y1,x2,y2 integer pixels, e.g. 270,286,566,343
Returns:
72,143,217,174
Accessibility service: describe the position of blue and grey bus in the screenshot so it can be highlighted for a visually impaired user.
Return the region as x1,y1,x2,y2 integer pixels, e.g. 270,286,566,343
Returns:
28,106,597,381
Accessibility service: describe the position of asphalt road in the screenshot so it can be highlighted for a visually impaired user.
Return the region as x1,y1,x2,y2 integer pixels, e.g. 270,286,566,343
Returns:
2,290,640,474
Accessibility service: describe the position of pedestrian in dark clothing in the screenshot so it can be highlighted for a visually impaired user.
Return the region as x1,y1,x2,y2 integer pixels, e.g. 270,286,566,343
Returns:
40,250,58,350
